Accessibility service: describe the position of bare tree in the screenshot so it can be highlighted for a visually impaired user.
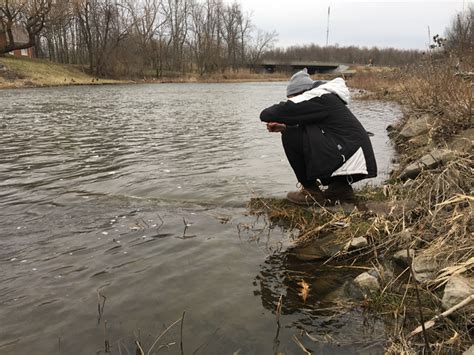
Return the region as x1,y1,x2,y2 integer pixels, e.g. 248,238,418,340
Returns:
248,28,277,66
162,0,190,73
445,5,473,67
0,0,52,54
221,2,240,69
127,0,165,72
236,6,251,66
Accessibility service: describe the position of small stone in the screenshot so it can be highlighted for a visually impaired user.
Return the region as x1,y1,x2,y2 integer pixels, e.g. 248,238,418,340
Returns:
442,276,474,312
344,272,380,300
392,249,415,268
353,272,380,292
346,237,368,250
412,255,438,283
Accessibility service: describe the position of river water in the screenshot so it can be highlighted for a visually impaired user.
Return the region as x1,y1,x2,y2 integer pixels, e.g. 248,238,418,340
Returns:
0,83,401,354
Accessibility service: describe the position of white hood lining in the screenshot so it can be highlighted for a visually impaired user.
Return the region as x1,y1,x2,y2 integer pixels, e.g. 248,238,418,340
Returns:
289,77,350,104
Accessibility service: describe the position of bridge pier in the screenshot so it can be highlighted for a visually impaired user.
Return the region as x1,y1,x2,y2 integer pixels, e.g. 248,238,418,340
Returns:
257,61,340,74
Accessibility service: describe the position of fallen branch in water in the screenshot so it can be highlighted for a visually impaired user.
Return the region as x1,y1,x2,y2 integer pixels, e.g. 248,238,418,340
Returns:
180,311,185,355
292,335,311,355
409,294,474,338
97,289,107,324
135,340,145,355
147,316,183,355
275,294,283,328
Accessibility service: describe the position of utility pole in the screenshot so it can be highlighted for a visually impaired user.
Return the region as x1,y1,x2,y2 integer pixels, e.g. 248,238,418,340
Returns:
427,25,431,50
326,6,331,46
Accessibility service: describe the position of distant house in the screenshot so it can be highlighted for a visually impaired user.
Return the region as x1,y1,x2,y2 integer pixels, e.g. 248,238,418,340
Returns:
0,26,35,58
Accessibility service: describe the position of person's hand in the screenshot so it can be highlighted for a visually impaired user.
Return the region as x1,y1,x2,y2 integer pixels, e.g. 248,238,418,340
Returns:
266,122,286,133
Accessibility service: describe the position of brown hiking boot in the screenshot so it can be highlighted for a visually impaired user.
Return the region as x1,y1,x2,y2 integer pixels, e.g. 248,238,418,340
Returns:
324,181,356,202
286,186,326,206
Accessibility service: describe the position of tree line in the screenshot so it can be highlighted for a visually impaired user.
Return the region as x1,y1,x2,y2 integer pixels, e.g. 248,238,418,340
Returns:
1,1,472,77
264,6,473,68
263,44,424,67
1,0,278,77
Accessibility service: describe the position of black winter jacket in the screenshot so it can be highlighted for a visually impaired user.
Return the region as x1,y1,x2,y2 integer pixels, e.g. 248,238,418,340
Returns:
260,78,377,181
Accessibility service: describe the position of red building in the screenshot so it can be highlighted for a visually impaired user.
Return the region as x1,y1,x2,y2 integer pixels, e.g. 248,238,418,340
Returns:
0,27,35,58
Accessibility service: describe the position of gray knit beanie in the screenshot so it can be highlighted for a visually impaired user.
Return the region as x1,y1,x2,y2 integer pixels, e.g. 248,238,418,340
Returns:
286,68,314,97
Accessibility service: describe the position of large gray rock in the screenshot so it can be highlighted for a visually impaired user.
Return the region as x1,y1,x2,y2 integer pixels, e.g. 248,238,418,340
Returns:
408,134,431,147
442,275,474,312
399,149,456,180
399,114,433,139
447,128,474,153
292,232,345,261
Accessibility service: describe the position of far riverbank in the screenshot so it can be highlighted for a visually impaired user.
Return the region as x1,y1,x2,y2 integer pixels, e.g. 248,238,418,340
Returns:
0,56,294,89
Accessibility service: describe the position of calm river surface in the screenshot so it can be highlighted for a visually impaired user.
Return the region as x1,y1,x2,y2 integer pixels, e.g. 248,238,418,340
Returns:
0,83,401,354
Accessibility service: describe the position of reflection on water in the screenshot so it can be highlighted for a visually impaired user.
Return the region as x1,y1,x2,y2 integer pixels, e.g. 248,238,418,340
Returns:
0,83,401,354
256,252,386,354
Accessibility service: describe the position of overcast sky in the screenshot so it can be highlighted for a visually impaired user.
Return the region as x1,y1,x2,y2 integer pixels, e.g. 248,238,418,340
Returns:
226,0,471,50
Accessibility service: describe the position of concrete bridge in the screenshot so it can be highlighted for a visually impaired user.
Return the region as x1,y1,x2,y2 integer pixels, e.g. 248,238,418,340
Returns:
258,61,340,74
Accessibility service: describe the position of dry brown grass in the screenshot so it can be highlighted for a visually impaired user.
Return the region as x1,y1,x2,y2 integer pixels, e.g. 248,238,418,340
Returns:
398,59,473,141
0,57,287,88
0,56,125,88
197,68,288,82
346,66,405,100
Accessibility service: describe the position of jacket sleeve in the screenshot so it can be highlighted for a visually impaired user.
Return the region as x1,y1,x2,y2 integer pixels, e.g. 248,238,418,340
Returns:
260,99,329,125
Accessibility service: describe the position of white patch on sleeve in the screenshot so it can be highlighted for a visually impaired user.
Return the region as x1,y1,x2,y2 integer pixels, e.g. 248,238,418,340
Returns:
331,147,368,177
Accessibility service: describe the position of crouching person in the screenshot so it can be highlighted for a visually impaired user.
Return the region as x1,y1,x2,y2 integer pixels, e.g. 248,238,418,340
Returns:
260,69,377,205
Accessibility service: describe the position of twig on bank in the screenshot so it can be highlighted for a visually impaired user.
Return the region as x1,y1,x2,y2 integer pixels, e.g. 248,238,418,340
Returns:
407,247,431,354
409,294,474,338
380,266,410,297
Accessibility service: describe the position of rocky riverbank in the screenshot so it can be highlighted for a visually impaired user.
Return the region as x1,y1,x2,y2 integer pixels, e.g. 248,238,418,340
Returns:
249,58,473,354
